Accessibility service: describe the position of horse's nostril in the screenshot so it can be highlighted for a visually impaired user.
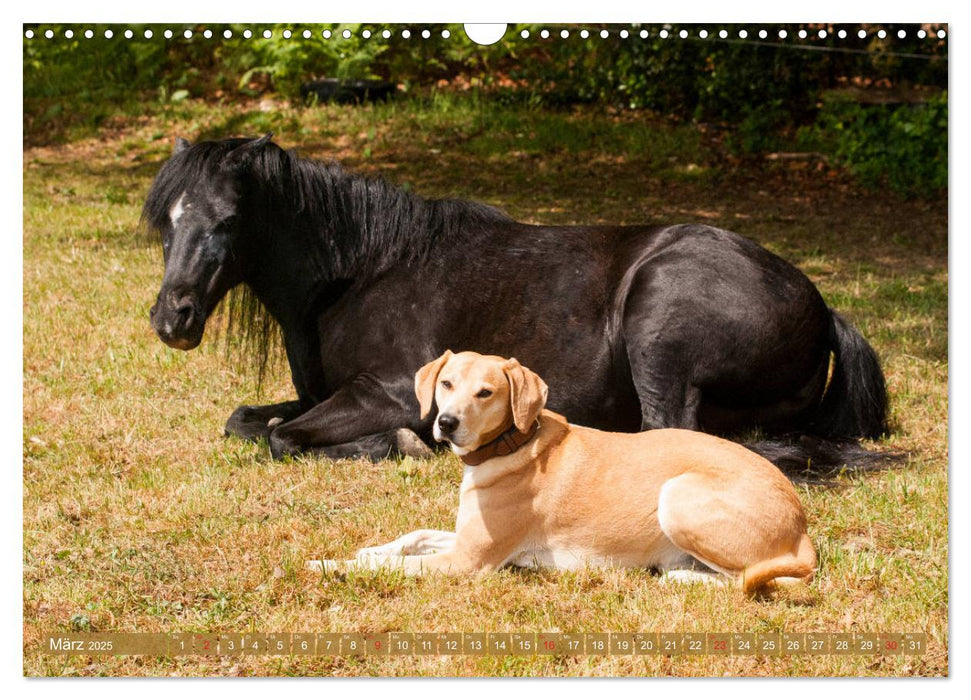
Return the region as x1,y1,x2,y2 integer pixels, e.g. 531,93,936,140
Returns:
437,414,459,434
174,300,195,324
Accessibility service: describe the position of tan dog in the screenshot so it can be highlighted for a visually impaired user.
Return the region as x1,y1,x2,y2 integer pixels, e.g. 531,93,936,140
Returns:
308,351,816,593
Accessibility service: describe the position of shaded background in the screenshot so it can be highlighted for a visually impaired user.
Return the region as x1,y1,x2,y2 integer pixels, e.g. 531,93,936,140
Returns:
24,23,947,196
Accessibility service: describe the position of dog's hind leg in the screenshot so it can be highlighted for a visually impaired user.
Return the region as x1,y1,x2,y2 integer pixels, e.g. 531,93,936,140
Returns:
656,473,816,593
740,534,816,594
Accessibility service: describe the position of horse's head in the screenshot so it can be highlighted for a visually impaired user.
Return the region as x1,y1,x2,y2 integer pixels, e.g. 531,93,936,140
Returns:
145,134,274,350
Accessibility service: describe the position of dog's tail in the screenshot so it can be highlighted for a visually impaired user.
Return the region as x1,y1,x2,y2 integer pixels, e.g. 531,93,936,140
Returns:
741,534,817,594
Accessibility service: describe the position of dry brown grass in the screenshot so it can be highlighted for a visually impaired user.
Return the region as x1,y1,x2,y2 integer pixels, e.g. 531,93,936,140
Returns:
23,98,947,677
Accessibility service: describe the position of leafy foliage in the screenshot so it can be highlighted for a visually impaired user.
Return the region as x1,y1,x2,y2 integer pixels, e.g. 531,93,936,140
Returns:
23,23,948,197
811,94,948,197
221,25,390,96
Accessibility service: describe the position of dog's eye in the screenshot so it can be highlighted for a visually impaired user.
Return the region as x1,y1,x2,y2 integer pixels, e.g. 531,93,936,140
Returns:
441,380,452,390
476,389,493,399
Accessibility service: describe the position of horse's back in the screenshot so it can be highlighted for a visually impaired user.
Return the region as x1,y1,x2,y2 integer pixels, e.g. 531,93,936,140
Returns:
435,220,831,432
313,219,833,435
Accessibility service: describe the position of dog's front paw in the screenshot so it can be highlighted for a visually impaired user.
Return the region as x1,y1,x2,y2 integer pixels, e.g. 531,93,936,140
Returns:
306,559,343,573
355,545,398,559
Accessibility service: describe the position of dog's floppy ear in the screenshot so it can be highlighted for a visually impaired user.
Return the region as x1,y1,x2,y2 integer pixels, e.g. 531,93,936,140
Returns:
174,137,192,154
415,350,453,419
503,358,549,432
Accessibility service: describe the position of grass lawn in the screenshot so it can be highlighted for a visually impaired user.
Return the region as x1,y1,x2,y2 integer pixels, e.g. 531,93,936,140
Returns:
22,95,948,677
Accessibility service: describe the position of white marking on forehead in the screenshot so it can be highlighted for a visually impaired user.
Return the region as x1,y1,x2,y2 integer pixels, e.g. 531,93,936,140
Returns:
169,192,187,226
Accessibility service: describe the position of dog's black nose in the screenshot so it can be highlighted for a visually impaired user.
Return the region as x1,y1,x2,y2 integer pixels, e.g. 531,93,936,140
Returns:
437,414,459,435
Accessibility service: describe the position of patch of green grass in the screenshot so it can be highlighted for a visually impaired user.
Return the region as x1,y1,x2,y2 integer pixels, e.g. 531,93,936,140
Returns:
23,98,947,677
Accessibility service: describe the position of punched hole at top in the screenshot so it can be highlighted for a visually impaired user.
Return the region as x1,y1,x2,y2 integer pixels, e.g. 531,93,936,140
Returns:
464,24,507,46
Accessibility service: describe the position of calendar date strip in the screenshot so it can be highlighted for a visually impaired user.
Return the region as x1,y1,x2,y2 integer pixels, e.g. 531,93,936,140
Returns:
42,632,927,657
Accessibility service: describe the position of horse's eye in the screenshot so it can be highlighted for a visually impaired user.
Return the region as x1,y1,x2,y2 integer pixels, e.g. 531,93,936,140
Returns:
476,389,493,399
441,380,452,390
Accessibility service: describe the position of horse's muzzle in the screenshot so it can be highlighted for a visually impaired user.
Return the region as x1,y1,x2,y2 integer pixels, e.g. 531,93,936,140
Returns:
150,292,205,350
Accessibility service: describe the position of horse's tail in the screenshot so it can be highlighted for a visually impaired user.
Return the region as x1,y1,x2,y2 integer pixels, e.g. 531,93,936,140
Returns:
813,310,889,440
744,434,905,482
747,310,901,480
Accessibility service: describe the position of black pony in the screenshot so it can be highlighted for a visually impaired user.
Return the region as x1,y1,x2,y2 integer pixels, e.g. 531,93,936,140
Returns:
143,134,889,470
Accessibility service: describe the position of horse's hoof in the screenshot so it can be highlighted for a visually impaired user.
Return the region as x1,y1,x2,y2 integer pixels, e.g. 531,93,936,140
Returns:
395,428,434,458
224,406,248,437
225,405,271,440
268,428,299,459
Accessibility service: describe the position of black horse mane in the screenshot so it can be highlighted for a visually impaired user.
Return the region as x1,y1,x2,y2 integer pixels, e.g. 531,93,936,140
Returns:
141,137,511,387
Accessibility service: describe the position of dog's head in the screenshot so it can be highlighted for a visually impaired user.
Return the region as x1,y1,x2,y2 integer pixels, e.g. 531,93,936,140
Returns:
415,350,548,456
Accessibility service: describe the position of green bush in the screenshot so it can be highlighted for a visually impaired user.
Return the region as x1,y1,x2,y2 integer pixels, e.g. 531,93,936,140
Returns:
814,93,948,197
23,26,222,101
23,22,948,198
24,22,948,116
483,24,946,125
220,24,388,96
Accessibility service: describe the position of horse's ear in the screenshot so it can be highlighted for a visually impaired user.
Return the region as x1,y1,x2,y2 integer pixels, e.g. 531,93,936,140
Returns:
415,350,453,420
503,358,548,432
223,132,274,169
174,137,191,154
